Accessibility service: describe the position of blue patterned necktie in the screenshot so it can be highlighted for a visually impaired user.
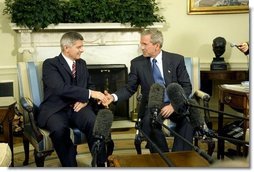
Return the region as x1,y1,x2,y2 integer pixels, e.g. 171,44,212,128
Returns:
152,59,170,103
152,59,164,85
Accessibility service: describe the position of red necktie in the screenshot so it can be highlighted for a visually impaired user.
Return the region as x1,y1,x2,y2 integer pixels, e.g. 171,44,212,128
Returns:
72,61,76,78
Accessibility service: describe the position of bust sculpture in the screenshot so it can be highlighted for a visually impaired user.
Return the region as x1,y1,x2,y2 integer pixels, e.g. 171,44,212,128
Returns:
210,36,227,70
213,37,226,58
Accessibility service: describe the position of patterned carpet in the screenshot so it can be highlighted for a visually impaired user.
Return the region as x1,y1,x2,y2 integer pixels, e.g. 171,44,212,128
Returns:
12,128,148,167
11,127,249,168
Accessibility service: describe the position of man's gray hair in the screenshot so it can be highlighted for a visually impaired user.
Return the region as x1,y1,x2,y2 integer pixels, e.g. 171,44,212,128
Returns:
141,29,163,48
60,32,84,51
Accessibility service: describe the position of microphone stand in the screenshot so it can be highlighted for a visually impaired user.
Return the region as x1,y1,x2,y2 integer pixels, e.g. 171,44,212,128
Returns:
135,119,175,167
187,102,249,147
202,130,249,146
187,102,249,120
155,119,215,164
91,136,103,167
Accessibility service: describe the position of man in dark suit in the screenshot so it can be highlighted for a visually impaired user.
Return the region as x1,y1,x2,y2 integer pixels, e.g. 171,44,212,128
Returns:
37,31,108,167
105,29,193,153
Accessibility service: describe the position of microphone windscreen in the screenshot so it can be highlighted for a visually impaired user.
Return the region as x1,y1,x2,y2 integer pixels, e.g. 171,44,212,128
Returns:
166,83,188,114
188,99,205,129
93,109,113,142
148,83,164,110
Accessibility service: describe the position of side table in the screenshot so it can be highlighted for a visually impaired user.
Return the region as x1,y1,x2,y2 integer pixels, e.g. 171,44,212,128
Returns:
0,98,16,167
217,85,249,159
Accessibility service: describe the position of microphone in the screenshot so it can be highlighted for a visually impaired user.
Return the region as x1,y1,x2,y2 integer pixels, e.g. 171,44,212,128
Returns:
91,109,113,167
93,109,114,142
166,83,249,120
230,43,240,48
148,83,164,126
166,83,188,114
148,83,214,164
144,83,175,166
188,98,205,130
166,83,249,146
166,83,205,132
167,83,208,137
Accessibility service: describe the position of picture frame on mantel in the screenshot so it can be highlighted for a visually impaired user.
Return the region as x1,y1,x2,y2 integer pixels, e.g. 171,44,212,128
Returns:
187,0,249,15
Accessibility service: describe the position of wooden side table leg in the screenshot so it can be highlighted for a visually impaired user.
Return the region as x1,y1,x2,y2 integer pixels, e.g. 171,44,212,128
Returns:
217,103,225,160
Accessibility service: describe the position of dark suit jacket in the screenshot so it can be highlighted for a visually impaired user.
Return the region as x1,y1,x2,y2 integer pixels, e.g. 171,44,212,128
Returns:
38,54,95,127
115,50,192,118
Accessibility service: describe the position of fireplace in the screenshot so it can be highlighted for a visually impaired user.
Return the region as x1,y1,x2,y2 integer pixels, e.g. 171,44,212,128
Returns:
87,64,128,120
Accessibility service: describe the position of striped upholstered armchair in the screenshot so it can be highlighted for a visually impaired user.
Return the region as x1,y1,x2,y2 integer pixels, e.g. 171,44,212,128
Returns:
17,62,87,167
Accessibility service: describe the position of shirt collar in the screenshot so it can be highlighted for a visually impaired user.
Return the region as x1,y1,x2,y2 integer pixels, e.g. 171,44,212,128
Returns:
62,53,75,70
150,51,162,64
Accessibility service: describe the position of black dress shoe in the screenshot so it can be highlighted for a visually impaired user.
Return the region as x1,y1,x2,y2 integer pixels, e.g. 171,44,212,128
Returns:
97,162,105,167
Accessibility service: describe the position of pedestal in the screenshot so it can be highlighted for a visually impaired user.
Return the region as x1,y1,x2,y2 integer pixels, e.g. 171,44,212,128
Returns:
210,57,227,70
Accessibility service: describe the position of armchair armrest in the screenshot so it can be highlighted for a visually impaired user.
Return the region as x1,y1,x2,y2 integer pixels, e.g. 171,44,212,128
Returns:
192,90,212,129
193,90,210,102
20,97,43,142
20,97,34,113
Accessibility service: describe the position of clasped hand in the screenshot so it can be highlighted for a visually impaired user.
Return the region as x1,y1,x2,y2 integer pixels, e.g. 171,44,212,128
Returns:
93,90,175,118
91,90,114,108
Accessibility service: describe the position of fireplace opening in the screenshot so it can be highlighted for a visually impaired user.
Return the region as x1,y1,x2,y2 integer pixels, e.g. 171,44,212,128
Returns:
87,64,129,120
0,82,14,97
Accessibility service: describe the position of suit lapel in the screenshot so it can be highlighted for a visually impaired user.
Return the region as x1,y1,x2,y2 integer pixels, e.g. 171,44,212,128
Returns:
58,54,72,77
142,57,155,85
162,51,172,85
75,60,83,82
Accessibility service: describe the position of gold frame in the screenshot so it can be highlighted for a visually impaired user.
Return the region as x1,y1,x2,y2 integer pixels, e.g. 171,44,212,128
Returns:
187,0,249,15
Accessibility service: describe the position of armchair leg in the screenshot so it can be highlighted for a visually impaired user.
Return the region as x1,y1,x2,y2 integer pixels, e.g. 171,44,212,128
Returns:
23,135,30,166
207,139,215,156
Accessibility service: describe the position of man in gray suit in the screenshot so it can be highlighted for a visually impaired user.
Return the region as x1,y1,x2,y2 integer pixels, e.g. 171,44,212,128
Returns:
105,29,194,153
38,32,108,167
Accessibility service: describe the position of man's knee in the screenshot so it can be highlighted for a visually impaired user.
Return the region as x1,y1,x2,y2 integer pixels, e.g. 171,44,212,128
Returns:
50,126,70,141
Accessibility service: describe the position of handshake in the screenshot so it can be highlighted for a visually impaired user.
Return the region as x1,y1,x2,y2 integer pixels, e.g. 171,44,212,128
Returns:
90,90,115,108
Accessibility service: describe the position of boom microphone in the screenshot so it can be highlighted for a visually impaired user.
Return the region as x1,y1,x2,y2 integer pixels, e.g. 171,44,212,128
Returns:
167,82,249,120
166,83,188,114
188,99,205,130
148,83,164,125
93,109,114,142
91,109,113,167
166,83,249,147
167,83,206,133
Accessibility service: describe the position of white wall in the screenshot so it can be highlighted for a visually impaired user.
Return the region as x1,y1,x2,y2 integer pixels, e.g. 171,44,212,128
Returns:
157,0,249,70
